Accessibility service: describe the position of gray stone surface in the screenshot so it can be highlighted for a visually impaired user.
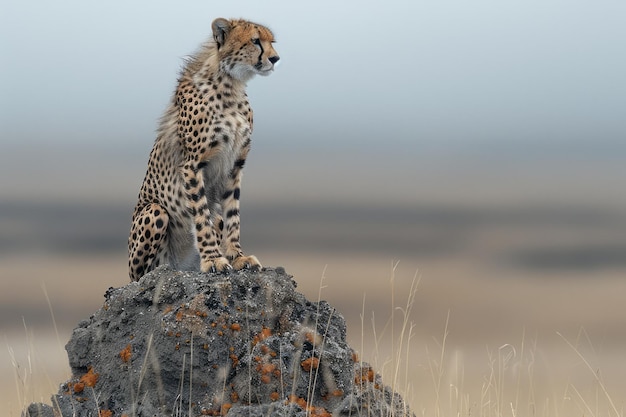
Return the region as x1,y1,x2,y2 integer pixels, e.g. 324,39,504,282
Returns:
24,266,413,417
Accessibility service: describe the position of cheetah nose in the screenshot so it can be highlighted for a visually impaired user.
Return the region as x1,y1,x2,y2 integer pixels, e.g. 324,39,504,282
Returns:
269,55,280,65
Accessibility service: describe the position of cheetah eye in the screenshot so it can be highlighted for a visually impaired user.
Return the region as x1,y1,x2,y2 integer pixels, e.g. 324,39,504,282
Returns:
251,38,261,46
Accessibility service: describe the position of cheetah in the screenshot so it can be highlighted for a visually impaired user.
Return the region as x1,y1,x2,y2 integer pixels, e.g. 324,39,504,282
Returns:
128,18,279,281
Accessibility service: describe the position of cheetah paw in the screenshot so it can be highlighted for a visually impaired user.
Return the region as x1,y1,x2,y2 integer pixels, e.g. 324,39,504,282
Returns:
201,257,232,274
231,255,262,271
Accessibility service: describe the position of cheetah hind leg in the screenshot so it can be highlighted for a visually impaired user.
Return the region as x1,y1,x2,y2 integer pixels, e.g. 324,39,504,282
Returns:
128,203,169,281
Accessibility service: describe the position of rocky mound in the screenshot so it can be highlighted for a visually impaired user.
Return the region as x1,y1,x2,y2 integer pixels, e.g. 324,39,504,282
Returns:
24,266,414,417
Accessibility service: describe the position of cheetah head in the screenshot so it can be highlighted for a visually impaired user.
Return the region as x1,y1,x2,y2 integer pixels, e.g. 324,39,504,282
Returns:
212,18,280,82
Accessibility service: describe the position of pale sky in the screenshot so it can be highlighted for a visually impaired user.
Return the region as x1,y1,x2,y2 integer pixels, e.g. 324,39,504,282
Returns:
1,0,625,153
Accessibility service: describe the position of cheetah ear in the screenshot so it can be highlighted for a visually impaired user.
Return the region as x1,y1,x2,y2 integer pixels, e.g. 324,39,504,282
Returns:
212,18,231,49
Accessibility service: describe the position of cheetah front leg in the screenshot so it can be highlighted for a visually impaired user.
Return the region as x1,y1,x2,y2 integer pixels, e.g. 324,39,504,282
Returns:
182,162,231,273
221,159,261,271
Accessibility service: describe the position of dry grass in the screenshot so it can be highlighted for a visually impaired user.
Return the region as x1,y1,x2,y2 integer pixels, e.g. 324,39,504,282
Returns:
331,259,624,417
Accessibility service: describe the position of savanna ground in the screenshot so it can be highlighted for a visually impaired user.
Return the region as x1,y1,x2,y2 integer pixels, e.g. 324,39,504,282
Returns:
1,146,625,416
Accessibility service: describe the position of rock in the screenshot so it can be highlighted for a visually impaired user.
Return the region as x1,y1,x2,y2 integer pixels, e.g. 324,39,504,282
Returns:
24,266,414,417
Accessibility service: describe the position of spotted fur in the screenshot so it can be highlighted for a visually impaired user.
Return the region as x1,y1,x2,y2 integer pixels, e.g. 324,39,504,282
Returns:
128,18,279,281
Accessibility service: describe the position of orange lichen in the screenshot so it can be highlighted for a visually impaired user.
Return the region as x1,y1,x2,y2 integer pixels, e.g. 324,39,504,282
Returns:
286,394,308,410
261,374,271,384
269,392,280,401
119,344,132,363
332,389,344,397
221,403,232,415
163,305,173,314
285,396,330,417
174,298,208,322
229,354,239,366
217,331,224,336
252,327,272,345
261,363,275,374
296,397,307,409
99,410,112,417
305,332,314,343
80,367,99,388
312,407,331,417
355,366,375,384
231,391,239,402
67,367,100,394
230,323,241,331
201,405,233,416
286,396,330,417
300,357,319,372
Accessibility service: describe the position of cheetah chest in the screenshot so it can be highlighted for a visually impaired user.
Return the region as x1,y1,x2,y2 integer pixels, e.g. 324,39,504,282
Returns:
201,112,251,202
